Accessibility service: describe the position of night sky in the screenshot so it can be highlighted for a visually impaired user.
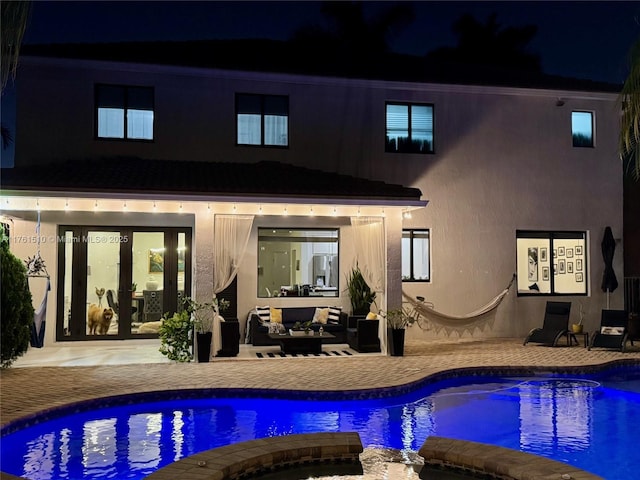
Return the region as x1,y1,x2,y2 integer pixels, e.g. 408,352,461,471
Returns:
19,1,640,85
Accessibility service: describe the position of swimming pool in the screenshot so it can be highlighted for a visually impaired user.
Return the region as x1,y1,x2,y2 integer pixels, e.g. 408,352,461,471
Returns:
2,365,638,480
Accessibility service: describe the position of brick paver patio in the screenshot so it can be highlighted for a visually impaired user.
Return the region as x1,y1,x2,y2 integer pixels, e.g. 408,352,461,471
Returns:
2,337,639,427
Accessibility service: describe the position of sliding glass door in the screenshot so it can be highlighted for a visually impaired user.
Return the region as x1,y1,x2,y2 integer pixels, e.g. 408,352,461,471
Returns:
57,226,191,340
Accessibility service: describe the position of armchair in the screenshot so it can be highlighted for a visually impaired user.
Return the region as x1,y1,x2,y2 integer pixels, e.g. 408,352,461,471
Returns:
347,316,381,353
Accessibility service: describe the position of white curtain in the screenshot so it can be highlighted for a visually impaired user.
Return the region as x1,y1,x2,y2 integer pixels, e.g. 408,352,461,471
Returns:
350,216,387,351
264,115,288,146
237,114,261,145
211,214,254,355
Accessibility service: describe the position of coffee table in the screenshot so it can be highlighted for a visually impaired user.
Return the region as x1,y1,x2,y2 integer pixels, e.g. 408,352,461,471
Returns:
268,332,335,354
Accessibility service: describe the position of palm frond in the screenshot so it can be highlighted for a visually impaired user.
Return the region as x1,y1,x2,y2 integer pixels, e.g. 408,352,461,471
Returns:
619,37,640,180
1,1,31,94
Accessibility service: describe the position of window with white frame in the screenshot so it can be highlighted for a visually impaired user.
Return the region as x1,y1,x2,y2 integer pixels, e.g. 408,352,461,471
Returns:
236,93,288,147
572,111,594,147
516,230,587,296
402,229,430,281
96,85,154,140
386,102,434,153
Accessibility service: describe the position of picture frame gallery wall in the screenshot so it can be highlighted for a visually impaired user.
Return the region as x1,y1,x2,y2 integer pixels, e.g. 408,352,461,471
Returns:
516,230,587,296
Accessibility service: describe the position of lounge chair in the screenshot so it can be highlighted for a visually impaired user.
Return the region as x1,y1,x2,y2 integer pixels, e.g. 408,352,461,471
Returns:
523,301,571,347
588,309,628,352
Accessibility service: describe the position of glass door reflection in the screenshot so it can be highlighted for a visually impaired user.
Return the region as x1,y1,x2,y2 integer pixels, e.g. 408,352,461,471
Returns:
132,232,165,334
86,231,121,336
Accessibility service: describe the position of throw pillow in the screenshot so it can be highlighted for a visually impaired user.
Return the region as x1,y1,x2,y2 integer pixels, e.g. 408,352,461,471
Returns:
366,312,378,320
313,307,329,324
270,307,283,323
600,326,624,335
327,306,342,324
255,306,271,324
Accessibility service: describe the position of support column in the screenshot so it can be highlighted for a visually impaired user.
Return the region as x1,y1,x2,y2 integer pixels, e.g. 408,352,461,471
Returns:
193,209,216,356
384,210,403,354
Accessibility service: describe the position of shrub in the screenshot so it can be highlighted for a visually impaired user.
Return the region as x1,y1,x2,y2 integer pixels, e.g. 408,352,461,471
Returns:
1,237,34,368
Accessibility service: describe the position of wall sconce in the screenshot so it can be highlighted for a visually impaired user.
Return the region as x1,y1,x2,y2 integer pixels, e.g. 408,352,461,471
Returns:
555,98,565,107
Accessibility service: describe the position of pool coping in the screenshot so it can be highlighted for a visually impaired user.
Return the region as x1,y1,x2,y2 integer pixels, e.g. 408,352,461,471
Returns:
143,432,363,480
2,358,638,436
420,436,604,480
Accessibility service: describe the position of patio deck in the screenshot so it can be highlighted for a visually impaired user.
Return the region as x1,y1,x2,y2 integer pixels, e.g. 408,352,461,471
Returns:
2,337,639,427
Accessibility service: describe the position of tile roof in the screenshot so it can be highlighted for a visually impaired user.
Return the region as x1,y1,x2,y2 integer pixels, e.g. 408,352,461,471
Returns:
0,157,423,203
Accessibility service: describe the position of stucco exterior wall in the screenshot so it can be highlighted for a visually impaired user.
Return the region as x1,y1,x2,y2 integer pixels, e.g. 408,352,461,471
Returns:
11,57,624,341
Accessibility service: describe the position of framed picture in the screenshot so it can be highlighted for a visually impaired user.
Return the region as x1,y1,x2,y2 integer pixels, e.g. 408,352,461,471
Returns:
540,248,548,262
576,272,584,282
553,263,558,275
567,261,573,274
576,259,583,271
558,246,565,257
559,259,566,274
148,249,164,273
527,247,539,282
575,245,583,255
567,248,574,258
553,249,557,259
542,267,549,281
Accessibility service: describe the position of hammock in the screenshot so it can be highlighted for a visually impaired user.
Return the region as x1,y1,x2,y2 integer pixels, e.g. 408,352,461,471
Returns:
28,211,50,348
402,274,515,334
29,276,50,348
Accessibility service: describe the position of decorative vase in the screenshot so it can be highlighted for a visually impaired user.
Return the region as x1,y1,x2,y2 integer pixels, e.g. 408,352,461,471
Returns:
388,328,405,356
571,324,583,334
196,332,212,363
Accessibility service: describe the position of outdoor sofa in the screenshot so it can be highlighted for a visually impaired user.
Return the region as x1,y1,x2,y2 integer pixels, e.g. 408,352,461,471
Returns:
249,306,348,345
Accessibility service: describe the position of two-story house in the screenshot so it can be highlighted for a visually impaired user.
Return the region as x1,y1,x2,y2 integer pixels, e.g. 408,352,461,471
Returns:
0,41,623,353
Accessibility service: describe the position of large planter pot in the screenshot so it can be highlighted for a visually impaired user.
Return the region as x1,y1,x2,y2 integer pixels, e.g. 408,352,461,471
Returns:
353,304,372,316
196,332,212,363
388,328,405,357
628,314,640,341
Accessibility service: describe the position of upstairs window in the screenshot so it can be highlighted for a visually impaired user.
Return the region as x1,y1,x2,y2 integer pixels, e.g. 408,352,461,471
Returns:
236,94,288,147
386,102,434,153
96,85,154,140
402,229,430,281
572,111,594,147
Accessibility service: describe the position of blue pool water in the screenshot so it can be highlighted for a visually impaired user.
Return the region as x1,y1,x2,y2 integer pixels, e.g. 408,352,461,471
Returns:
2,366,639,480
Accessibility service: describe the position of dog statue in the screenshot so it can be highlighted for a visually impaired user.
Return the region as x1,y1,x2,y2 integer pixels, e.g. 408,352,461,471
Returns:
95,287,105,306
88,304,115,335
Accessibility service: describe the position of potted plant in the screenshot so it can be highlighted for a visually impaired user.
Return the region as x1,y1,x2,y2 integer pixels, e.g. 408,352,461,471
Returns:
345,265,376,316
572,302,585,334
131,282,137,297
183,295,230,362
382,307,416,356
291,320,313,335
158,310,193,362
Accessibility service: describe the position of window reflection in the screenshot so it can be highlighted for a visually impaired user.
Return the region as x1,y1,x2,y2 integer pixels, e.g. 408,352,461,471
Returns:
258,228,339,297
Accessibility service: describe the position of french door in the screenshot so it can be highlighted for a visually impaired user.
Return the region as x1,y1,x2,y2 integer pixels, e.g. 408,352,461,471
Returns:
56,226,191,340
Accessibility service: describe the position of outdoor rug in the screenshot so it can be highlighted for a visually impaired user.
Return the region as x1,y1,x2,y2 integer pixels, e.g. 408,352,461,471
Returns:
256,349,355,359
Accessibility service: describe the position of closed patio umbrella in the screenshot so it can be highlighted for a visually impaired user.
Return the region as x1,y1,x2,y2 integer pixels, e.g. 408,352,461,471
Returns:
601,226,618,308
